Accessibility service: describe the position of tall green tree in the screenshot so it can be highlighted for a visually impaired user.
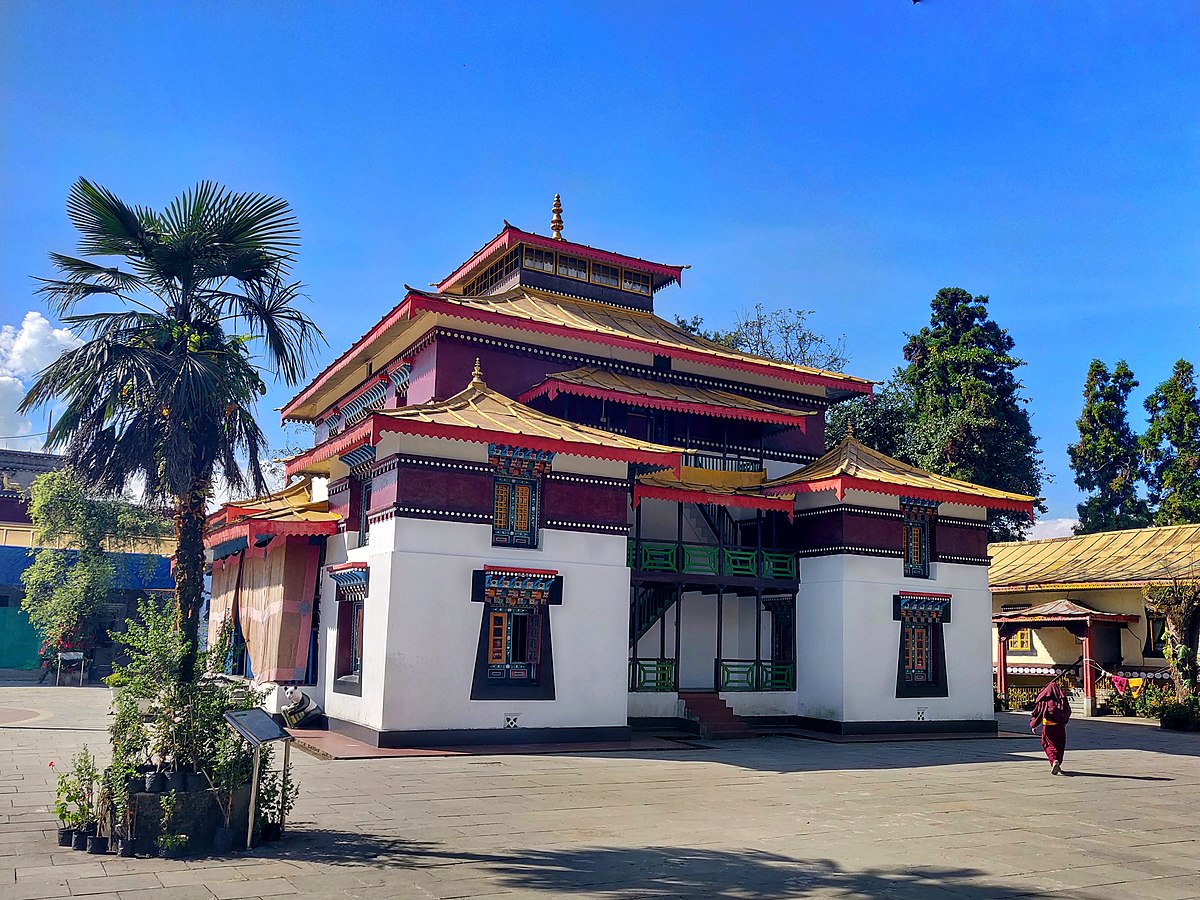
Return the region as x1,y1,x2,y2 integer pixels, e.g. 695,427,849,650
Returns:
21,469,169,654
20,179,322,682
900,287,1045,541
675,304,849,372
1067,359,1151,534
1141,359,1200,526
824,377,916,458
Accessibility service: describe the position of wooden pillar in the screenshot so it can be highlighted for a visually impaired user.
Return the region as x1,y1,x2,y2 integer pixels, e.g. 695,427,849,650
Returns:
1082,621,1096,703
754,589,763,691
674,585,682,690
715,589,724,691
995,630,1009,698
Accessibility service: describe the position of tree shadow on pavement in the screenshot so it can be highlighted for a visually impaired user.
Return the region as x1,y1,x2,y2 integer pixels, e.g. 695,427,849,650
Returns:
264,831,1054,898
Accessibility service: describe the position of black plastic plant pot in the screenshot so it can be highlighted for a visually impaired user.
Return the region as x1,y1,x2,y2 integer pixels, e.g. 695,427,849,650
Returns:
56,828,73,847
86,835,109,855
157,843,187,860
212,826,236,854
115,838,134,858
165,771,187,793
144,771,165,793
71,831,88,851
186,772,208,793
262,823,283,842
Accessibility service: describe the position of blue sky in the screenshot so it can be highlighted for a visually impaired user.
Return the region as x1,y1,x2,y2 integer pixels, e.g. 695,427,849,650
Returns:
2,2,1197,532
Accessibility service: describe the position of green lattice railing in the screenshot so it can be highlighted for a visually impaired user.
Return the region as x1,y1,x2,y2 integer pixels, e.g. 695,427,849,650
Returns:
682,545,720,575
627,541,798,581
629,658,677,692
761,552,797,579
719,661,757,691
718,659,796,692
758,662,795,691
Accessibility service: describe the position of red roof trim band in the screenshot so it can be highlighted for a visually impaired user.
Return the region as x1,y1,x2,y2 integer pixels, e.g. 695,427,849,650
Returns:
407,294,871,395
281,299,418,421
369,415,683,477
284,412,683,480
633,484,795,519
517,380,809,431
327,562,369,574
283,421,375,479
204,519,339,550
765,475,1035,517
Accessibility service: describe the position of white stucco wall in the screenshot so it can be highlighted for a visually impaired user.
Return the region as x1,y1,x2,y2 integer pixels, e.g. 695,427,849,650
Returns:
370,519,632,734
804,554,993,725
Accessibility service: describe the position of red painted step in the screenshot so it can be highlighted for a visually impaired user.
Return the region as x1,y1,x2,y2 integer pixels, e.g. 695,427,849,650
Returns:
678,692,754,739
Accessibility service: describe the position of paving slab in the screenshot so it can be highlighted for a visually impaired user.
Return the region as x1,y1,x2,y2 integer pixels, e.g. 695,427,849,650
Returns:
2,691,1199,898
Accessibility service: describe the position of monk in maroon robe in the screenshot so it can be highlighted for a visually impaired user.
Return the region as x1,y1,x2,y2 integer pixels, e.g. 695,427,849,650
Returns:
1030,681,1071,774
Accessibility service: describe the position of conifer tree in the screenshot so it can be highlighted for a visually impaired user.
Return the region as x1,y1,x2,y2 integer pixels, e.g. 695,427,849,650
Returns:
1068,359,1151,534
899,287,1045,541
1142,359,1200,526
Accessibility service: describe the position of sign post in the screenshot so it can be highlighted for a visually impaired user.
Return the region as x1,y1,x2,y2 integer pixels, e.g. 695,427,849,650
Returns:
222,709,294,849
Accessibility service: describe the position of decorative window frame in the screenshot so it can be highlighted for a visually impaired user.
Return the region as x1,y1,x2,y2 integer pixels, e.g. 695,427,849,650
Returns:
893,592,951,698
329,565,369,696
489,445,554,550
470,567,563,700
901,497,937,579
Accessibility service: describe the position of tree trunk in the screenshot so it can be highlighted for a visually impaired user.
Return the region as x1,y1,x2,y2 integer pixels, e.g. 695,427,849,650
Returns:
1164,609,1198,702
174,478,210,684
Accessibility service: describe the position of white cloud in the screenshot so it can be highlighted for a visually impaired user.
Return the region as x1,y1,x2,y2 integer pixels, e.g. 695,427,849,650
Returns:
0,311,82,448
1030,517,1078,540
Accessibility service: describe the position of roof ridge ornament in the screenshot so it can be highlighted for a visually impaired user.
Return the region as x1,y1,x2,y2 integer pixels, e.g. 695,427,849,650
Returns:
550,194,564,240
845,421,854,440
470,358,485,387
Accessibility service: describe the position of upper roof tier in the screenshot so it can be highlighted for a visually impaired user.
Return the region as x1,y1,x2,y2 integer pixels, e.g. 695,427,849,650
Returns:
989,523,1200,592
763,431,1039,514
282,285,874,422
285,362,685,479
519,366,816,429
437,223,687,304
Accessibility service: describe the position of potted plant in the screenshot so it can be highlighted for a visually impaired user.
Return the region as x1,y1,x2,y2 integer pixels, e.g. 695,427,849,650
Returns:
156,790,189,858
49,761,79,847
208,728,253,853
64,747,99,850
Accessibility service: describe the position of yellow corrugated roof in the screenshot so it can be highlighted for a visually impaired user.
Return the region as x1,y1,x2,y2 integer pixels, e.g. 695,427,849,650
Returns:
410,288,873,391
762,433,1039,511
989,523,1200,591
522,366,816,425
639,465,767,495
210,477,340,529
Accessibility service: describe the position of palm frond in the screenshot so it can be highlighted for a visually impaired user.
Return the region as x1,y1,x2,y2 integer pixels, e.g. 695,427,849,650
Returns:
65,178,157,259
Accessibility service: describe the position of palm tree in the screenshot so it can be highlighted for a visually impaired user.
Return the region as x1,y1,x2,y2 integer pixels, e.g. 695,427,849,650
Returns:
21,178,323,681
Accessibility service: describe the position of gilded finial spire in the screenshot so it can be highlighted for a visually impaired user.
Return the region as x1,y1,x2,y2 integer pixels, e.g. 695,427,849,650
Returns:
845,420,855,440
550,194,564,240
470,358,485,387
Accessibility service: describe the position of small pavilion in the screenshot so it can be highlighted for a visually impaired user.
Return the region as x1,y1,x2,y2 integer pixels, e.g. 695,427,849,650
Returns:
993,599,1139,715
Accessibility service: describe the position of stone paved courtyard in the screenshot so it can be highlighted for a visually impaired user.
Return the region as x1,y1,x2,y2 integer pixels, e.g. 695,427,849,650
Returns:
1,685,1198,899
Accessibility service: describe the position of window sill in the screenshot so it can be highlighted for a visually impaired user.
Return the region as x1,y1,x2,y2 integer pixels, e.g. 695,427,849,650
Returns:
332,674,362,697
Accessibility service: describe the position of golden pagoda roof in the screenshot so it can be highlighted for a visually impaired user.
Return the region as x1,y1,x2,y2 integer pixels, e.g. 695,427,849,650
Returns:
285,363,685,479
992,598,1139,623
635,465,794,515
405,288,874,393
206,477,341,549
519,366,816,428
762,433,1039,513
990,523,1200,592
